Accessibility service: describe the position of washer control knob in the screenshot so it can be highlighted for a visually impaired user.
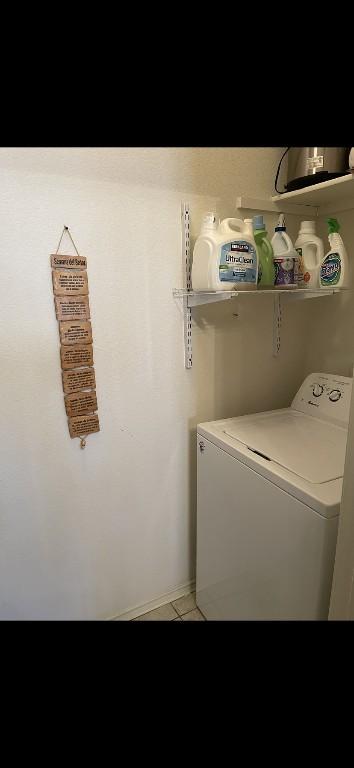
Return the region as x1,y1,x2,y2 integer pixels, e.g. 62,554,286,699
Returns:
329,389,341,402
312,383,324,397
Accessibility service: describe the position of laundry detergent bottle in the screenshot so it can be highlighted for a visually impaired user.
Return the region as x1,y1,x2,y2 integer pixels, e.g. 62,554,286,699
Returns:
294,221,324,288
320,218,350,289
271,214,298,287
253,215,275,287
191,214,258,291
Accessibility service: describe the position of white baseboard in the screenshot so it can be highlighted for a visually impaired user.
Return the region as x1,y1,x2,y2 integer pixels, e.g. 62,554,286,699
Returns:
110,580,196,621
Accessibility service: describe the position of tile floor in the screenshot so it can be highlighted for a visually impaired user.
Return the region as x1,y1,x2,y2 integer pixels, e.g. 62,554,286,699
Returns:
133,592,205,621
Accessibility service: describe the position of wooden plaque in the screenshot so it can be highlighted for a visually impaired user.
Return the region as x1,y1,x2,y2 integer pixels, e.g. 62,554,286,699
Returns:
50,233,100,444
65,390,98,417
55,296,90,321
68,413,100,438
62,367,96,394
60,344,94,370
52,269,88,296
59,321,92,346
51,254,87,269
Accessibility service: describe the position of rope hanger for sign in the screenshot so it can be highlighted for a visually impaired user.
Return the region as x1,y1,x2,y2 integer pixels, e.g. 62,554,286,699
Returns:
55,225,80,257
50,226,100,449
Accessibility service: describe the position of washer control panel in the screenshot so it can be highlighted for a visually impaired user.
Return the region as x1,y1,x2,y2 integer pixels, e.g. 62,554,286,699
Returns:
292,373,352,426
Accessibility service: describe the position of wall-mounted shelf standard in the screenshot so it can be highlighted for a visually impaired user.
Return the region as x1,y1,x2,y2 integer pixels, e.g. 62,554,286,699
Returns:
237,173,354,217
174,202,345,368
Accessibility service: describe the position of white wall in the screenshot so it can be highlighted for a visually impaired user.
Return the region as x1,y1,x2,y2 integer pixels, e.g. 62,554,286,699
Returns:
0,148,309,620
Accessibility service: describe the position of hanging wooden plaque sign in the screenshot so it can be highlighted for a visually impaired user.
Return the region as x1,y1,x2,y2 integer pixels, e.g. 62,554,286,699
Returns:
59,320,92,346
51,226,100,447
51,254,87,269
55,296,90,321
52,269,88,296
65,390,98,417
68,413,100,439
62,367,96,394
60,344,94,370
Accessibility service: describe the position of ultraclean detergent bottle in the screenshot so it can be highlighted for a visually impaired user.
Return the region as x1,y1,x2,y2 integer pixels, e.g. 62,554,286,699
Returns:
191,213,258,291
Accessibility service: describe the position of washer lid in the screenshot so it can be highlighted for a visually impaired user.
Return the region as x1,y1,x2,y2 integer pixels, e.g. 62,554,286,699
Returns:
223,410,347,484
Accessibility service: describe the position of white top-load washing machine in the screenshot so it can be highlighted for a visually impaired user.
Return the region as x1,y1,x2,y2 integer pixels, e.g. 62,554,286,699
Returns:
196,373,352,621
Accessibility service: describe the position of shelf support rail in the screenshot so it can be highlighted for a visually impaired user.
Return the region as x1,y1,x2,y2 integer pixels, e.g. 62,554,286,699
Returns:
181,202,193,368
273,294,282,357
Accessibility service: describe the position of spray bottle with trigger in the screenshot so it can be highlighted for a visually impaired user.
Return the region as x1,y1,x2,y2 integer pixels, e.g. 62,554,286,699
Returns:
320,218,350,288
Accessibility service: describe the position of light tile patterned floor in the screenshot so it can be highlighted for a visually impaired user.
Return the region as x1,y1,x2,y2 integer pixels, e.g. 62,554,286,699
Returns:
133,592,205,621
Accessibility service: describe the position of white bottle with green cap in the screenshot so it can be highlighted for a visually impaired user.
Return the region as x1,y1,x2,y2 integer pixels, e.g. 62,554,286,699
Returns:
320,218,349,289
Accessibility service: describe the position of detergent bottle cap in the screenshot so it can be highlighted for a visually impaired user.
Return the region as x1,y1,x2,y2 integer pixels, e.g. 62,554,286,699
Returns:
275,213,286,232
299,220,316,234
327,217,340,234
244,218,254,237
253,215,265,231
201,211,218,232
